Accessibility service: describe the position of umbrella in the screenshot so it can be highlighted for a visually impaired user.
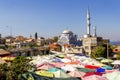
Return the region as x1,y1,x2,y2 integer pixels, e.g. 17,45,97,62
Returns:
85,65,100,69
94,63,106,67
61,58,71,63
102,66,113,70
37,62,55,70
51,62,65,68
56,54,66,58
101,59,113,63
61,65,77,71
103,71,120,80
53,58,62,62
83,72,102,77
77,68,95,73
96,68,105,73
112,60,120,65
68,71,85,78
65,61,80,65
50,69,71,78
35,70,54,77
105,69,118,73
96,57,105,61
2,57,15,62
83,75,108,80
48,68,66,73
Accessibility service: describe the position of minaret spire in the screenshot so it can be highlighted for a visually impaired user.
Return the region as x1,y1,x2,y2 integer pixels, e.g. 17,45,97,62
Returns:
87,8,91,35
93,26,97,37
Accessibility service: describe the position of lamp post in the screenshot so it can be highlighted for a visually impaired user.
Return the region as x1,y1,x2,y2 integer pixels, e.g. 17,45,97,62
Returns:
6,26,12,36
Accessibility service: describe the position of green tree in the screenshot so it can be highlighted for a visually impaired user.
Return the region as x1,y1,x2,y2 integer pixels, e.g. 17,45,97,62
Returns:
92,46,105,58
102,43,114,58
116,53,120,60
53,36,58,42
0,56,33,80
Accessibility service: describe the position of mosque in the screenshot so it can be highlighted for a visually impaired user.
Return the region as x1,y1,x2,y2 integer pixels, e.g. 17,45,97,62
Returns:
58,29,78,46
58,9,107,55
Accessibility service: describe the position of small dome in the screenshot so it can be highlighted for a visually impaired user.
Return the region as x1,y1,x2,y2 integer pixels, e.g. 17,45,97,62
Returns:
62,30,73,34
84,34,91,38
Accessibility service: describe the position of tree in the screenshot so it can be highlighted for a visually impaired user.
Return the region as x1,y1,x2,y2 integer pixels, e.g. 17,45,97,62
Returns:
53,36,58,42
0,56,33,80
92,46,105,58
115,53,120,60
102,43,114,58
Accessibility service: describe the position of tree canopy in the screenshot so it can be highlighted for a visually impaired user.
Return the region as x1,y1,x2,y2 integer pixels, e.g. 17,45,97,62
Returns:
0,56,33,80
91,46,105,58
53,36,58,42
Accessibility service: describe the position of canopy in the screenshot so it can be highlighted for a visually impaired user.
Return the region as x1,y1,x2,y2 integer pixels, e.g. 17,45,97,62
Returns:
77,68,95,73
51,69,71,78
102,66,113,70
48,68,66,73
61,65,77,71
2,57,15,62
83,72,102,77
37,62,55,70
61,58,71,63
103,71,120,80
53,58,62,62
83,75,108,80
85,65,100,69
101,59,113,63
51,62,65,68
96,68,105,73
68,71,85,78
35,70,54,77
96,57,105,61
111,60,120,65
22,72,79,80
56,54,66,58
65,61,80,65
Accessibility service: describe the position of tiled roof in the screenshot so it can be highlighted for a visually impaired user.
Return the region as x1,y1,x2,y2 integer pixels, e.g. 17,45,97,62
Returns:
0,49,11,56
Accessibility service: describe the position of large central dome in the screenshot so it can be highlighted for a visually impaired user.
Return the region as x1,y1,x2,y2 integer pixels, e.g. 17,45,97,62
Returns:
62,30,73,34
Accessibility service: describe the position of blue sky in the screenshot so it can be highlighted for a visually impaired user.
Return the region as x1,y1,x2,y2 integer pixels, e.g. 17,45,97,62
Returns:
0,0,120,41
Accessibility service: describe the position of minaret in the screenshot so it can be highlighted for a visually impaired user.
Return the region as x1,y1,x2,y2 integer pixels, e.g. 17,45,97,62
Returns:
93,26,97,37
87,8,91,35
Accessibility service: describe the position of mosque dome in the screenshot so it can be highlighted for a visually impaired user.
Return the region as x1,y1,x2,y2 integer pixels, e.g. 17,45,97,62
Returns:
62,30,73,34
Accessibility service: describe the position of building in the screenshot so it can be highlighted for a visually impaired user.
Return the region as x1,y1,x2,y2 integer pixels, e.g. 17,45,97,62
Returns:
58,29,77,46
36,37,45,46
5,36,15,46
82,37,103,55
82,9,104,56
0,49,12,57
58,29,82,52
64,44,84,54
45,38,54,45
49,42,61,52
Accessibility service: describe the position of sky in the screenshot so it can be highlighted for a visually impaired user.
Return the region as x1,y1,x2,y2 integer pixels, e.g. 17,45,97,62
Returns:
0,0,120,41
